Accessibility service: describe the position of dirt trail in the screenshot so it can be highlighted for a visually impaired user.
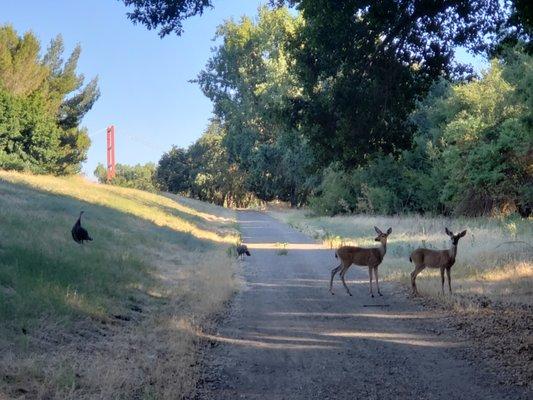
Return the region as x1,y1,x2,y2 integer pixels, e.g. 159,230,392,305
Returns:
198,211,528,400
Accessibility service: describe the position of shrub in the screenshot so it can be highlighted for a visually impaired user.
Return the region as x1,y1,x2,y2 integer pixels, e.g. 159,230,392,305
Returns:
309,165,355,215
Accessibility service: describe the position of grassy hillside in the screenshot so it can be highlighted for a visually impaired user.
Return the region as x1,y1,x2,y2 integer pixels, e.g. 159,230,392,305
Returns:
0,171,239,399
270,208,532,303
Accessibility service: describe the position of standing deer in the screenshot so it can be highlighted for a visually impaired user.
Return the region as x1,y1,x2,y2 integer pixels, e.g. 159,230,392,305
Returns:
329,226,392,297
409,227,467,296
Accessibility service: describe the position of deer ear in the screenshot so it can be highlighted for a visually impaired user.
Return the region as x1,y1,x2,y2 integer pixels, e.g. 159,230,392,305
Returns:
386,227,392,235
374,226,383,235
445,227,453,236
459,230,467,238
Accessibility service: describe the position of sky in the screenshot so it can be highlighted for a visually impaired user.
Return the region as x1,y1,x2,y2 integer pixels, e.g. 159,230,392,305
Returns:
1,1,488,178
1,0,264,177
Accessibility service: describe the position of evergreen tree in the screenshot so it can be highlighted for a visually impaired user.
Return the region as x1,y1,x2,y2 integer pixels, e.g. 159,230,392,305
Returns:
0,26,99,174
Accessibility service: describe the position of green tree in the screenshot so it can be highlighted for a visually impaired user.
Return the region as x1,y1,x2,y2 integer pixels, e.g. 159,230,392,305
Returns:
0,26,99,174
291,0,509,168
187,121,250,207
310,48,532,217
94,162,158,192
498,0,533,53
120,0,529,48
411,47,532,216
122,0,213,37
196,7,314,205
155,146,191,193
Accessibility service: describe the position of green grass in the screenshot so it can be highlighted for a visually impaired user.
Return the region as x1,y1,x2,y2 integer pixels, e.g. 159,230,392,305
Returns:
0,171,239,399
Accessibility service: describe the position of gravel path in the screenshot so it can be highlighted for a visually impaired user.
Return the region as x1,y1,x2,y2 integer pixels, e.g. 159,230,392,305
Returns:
198,211,528,400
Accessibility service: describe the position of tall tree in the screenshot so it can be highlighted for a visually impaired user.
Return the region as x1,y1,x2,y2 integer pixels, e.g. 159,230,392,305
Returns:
155,145,190,192
290,0,508,168
0,26,99,174
196,7,314,205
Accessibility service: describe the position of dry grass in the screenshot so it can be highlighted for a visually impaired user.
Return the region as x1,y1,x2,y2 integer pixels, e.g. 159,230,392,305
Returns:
0,171,239,399
0,171,235,244
269,208,533,304
270,208,533,389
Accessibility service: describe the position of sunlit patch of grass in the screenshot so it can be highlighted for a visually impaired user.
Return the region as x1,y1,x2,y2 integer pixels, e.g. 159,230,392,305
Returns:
270,208,532,305
0,171,237,244
275,242,289,255
0,171,239,399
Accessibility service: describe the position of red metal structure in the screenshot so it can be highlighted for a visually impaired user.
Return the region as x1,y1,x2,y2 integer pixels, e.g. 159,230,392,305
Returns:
106,125,116,180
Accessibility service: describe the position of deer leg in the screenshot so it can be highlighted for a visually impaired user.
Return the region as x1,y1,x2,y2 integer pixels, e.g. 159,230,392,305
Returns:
340,267,352,296
446,267,452,294
368,266,374,298
410,265,425,296
440,267,445,295
330,264,342,295
373,267,382,296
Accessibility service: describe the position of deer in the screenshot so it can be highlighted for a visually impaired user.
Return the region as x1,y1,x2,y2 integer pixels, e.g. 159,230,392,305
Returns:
329,226,392,297
409,227,467,296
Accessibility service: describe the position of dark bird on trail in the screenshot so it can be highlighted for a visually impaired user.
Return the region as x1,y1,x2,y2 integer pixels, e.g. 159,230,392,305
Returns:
236,244,251,260
71,211,93,244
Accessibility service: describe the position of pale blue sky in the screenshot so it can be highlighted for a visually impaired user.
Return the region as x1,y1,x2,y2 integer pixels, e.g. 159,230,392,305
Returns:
2,0,264,177
1,2,487,178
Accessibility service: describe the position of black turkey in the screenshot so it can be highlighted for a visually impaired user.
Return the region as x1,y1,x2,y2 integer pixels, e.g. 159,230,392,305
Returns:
71,211,92,244
236,244,251,260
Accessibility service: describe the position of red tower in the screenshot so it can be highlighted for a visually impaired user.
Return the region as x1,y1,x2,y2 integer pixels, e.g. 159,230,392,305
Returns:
106,125,116,180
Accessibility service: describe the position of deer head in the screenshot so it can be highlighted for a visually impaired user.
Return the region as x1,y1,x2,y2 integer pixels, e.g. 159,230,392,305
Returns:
374,226,392,245
445,227,467,246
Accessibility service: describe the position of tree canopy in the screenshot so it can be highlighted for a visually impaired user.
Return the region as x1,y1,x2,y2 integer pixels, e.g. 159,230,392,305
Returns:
148,3,531,216
291,0,510,167
195,7,313,206
309,47,533,216
122,0,213,37
0,26,99,174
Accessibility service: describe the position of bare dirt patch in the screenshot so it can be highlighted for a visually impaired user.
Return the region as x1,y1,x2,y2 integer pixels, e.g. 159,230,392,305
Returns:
414,294,533,392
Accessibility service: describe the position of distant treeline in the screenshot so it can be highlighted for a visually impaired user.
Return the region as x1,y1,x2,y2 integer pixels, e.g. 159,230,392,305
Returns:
152,4,531,217
94,163,158,193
